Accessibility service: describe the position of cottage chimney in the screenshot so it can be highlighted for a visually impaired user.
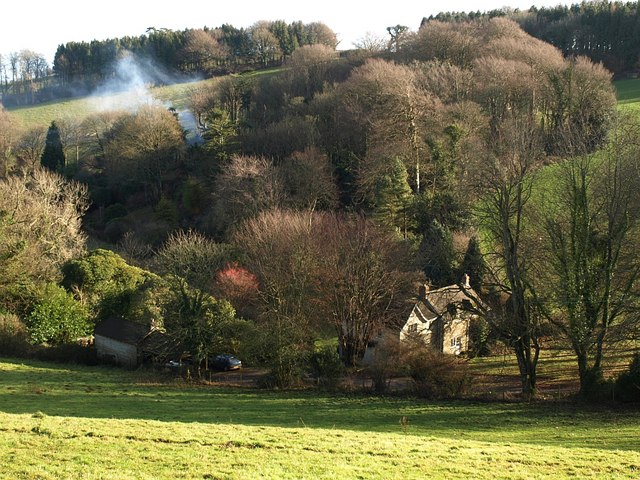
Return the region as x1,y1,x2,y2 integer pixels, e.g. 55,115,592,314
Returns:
462,273,471,289
418,283,430,300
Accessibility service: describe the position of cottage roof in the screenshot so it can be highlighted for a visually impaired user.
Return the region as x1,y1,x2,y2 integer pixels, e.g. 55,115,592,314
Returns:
419,284,485,319
94,317,152,345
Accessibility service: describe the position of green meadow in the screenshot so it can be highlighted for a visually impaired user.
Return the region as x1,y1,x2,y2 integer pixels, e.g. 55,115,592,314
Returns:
0,357,638,479
6,68,283,132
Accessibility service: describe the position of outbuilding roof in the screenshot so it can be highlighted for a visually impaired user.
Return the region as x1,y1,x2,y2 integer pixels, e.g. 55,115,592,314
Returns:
94,317,152,345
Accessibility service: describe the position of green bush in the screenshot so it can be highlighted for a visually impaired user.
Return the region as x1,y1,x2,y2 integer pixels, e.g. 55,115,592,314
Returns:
154,197,179,227
309,346,344,390
62,249,158,320
468,316,492,357
258,343,309,389
615,353,640,403
406,347,473,399
26,284,90,345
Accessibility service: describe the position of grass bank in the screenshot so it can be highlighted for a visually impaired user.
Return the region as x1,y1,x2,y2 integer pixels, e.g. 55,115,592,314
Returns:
0,357,638,479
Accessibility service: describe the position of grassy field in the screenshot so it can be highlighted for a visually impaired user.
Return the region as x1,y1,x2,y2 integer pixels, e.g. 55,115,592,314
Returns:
614,78,640,104
0,357,638,479
6,68,283,132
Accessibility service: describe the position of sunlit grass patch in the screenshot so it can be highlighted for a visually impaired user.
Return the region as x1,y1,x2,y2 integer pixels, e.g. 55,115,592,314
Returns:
0,357,639,479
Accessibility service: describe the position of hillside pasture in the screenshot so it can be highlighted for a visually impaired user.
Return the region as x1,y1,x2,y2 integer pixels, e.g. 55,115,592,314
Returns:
6,69,283,132
615,78,640,114
0,358,638,479
6,79,214,132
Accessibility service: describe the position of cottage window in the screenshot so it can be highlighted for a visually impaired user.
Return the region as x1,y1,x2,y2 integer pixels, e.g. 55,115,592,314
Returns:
408,324,418,333
450,337,462,347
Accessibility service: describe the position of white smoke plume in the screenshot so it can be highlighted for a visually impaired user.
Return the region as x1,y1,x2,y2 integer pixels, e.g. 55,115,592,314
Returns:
88,51,169,112
87,51,202,143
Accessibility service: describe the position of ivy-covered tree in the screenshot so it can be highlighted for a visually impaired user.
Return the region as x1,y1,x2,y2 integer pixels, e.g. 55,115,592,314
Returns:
61,249,157,321
26,283,90,345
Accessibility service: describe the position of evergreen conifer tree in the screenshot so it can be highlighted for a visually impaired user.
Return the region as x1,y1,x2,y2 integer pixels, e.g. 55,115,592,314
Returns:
40,121,66,173
458,236,485,291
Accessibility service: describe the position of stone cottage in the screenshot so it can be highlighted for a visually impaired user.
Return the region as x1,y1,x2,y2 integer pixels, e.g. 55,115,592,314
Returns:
399,275,485,355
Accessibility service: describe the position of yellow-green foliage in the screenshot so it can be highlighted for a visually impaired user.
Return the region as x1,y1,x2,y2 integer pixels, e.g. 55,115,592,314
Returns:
0,358,639,479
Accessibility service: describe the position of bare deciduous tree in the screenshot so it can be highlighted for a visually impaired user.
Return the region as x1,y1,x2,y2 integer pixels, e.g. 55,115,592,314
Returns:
15,127,46,173
474,116,547,396
318,213,421,366
0,169,88,309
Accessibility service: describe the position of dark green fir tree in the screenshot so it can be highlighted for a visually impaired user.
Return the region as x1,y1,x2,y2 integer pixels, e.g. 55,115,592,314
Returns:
41,121,66,173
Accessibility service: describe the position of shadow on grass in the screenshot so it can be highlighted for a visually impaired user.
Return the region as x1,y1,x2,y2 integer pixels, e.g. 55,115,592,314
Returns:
1,357,638,452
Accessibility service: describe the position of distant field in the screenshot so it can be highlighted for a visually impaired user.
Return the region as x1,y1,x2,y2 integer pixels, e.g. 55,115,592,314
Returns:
615,78,640,104
6,68,282,132
6,80,213,132
0,357,638,479
614,78,640,116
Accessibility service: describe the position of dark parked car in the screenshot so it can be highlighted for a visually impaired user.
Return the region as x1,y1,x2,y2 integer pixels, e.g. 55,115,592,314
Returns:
209,354,242,371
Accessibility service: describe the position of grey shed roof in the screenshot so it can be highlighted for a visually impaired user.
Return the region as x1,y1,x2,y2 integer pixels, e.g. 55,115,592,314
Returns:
94,317,152,345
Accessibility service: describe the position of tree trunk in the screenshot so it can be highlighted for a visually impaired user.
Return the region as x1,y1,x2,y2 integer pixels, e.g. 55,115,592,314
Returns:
514,337,538,397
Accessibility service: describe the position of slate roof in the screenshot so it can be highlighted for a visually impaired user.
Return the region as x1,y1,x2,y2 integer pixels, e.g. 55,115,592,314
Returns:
94,317,152,345
419,284,484,319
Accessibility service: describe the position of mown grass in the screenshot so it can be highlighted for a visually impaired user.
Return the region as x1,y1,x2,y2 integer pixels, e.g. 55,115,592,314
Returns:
0,357,638,479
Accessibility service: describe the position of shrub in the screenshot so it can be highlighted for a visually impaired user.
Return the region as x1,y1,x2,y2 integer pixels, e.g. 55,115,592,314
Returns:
366,335,405,394
406,346,473,399
0,312,31,356
259,344,309,389
309,346,344,390
154,197,179,227
468,316,492,357
580,367,615,402
62,248,158,320
615,352,640,403
103,217,132,243
26,283,91,345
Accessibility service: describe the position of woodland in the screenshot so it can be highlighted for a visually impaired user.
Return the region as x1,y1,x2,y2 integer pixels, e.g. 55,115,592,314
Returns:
0,7,639,401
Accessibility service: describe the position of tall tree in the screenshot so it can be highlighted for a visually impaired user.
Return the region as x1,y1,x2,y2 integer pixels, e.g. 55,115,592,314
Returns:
15,127,46,173
104,105,185,202
319,213,421,366
40,121,66,173
233,209,322,386
541,117,640,394
0,170,88,312
474,117,546,396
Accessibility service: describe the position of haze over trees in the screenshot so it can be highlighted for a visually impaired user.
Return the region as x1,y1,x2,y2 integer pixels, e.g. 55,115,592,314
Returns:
0,12,637,397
